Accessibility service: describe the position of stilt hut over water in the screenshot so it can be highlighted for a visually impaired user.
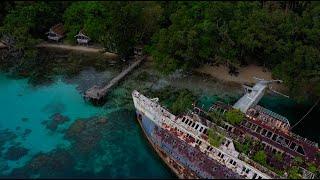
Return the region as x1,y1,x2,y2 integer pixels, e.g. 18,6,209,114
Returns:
46,23,65,42
74,30,91,45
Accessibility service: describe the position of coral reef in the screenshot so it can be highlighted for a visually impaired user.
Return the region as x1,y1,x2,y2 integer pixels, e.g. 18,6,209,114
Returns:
0,130,17,152
10,148,75,178
23,129,32,137
43,113,70,131
4,146,29,161
65,117,108,154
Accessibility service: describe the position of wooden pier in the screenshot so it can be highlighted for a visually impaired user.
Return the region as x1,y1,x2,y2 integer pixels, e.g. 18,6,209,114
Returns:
84,55,145,105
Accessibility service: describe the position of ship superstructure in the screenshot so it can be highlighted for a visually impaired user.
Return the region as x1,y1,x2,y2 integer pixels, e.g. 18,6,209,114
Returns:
132,77,319,179
132,90,271,179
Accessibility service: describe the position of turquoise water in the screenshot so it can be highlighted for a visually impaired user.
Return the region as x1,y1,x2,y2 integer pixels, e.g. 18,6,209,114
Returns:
0,73,174,178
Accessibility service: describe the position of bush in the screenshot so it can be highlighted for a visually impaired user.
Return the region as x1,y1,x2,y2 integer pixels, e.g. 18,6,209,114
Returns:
274,152,283,162
225,109,245,125
253,150,267,166
171,90,195,114
288,166,301,179
307,163,317,173
293,156,303,166
207,128,224,147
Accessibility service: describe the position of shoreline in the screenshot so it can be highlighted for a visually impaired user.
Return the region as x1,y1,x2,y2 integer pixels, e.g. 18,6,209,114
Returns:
195,64,288,93
36,42,118,59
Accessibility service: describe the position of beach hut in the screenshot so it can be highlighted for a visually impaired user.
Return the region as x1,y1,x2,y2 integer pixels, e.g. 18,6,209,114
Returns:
46,23,65,42
133,45,144,57
74,30,91,45
1,34,15,46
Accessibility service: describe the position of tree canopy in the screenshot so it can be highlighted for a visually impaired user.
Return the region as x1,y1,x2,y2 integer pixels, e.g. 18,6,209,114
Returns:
0,1,319,101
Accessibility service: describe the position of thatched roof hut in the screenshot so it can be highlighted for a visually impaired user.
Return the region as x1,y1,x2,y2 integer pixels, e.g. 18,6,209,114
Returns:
46,23,65,42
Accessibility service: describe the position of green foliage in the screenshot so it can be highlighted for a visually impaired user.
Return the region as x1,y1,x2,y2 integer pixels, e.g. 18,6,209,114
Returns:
0,2,63,77
234,135,253,155
253,150,267,166
63,2,108,43
149,1,320,101
307,163,317,173
208,111,225,125
1,1,320,100
225,109,245,125
207,128,224,147
288,166,301,179
234,140,250,155
274,152,283,162
293,156,303,166
171,90,195,114
273,45,320,101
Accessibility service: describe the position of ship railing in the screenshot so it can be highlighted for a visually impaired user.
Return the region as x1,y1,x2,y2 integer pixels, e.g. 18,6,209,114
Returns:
238,153,283,179
291,133,318,147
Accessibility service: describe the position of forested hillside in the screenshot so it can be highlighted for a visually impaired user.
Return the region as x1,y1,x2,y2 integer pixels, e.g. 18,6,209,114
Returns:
0,1,319,101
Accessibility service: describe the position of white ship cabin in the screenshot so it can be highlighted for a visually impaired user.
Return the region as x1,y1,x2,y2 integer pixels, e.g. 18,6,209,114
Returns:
74,30,91,45
134,45,144,57
246,105,291,131
46,23,65,42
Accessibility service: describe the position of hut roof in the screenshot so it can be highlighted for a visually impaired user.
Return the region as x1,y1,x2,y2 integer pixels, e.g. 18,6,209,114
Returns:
50,23,65,36
134,44,144,49
74,29,90,39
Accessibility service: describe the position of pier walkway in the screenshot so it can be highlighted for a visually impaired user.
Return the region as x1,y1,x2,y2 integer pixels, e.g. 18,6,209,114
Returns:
84,55,145,105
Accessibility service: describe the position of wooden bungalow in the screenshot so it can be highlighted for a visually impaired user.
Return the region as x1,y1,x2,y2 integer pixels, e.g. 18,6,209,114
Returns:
1,35,15,47
0,42,7,49
133,45,144,57
74,30,91,45
46,23,65,42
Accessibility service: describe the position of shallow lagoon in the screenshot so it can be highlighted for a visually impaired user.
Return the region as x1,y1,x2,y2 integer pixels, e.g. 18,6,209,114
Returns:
0,73,174,178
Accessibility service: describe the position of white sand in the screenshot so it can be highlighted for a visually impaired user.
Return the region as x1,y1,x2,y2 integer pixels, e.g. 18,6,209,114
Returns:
195,64,287,92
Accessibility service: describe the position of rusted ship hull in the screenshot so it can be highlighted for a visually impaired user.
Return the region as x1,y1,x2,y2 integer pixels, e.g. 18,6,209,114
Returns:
135,109,242,179
135,112,198,179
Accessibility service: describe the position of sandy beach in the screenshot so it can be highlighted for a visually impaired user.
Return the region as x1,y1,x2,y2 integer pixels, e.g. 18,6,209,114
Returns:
36,42,118,59
195,64,288,93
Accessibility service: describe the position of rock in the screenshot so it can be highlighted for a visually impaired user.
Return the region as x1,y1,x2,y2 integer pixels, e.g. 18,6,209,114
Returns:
43,113,70,132
26,149,74,175
23,129,32,136
0,130,18,150
5,146,29,160
65,120,85,138
65,117,108,154
96,117,107,124
51,113,70,124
